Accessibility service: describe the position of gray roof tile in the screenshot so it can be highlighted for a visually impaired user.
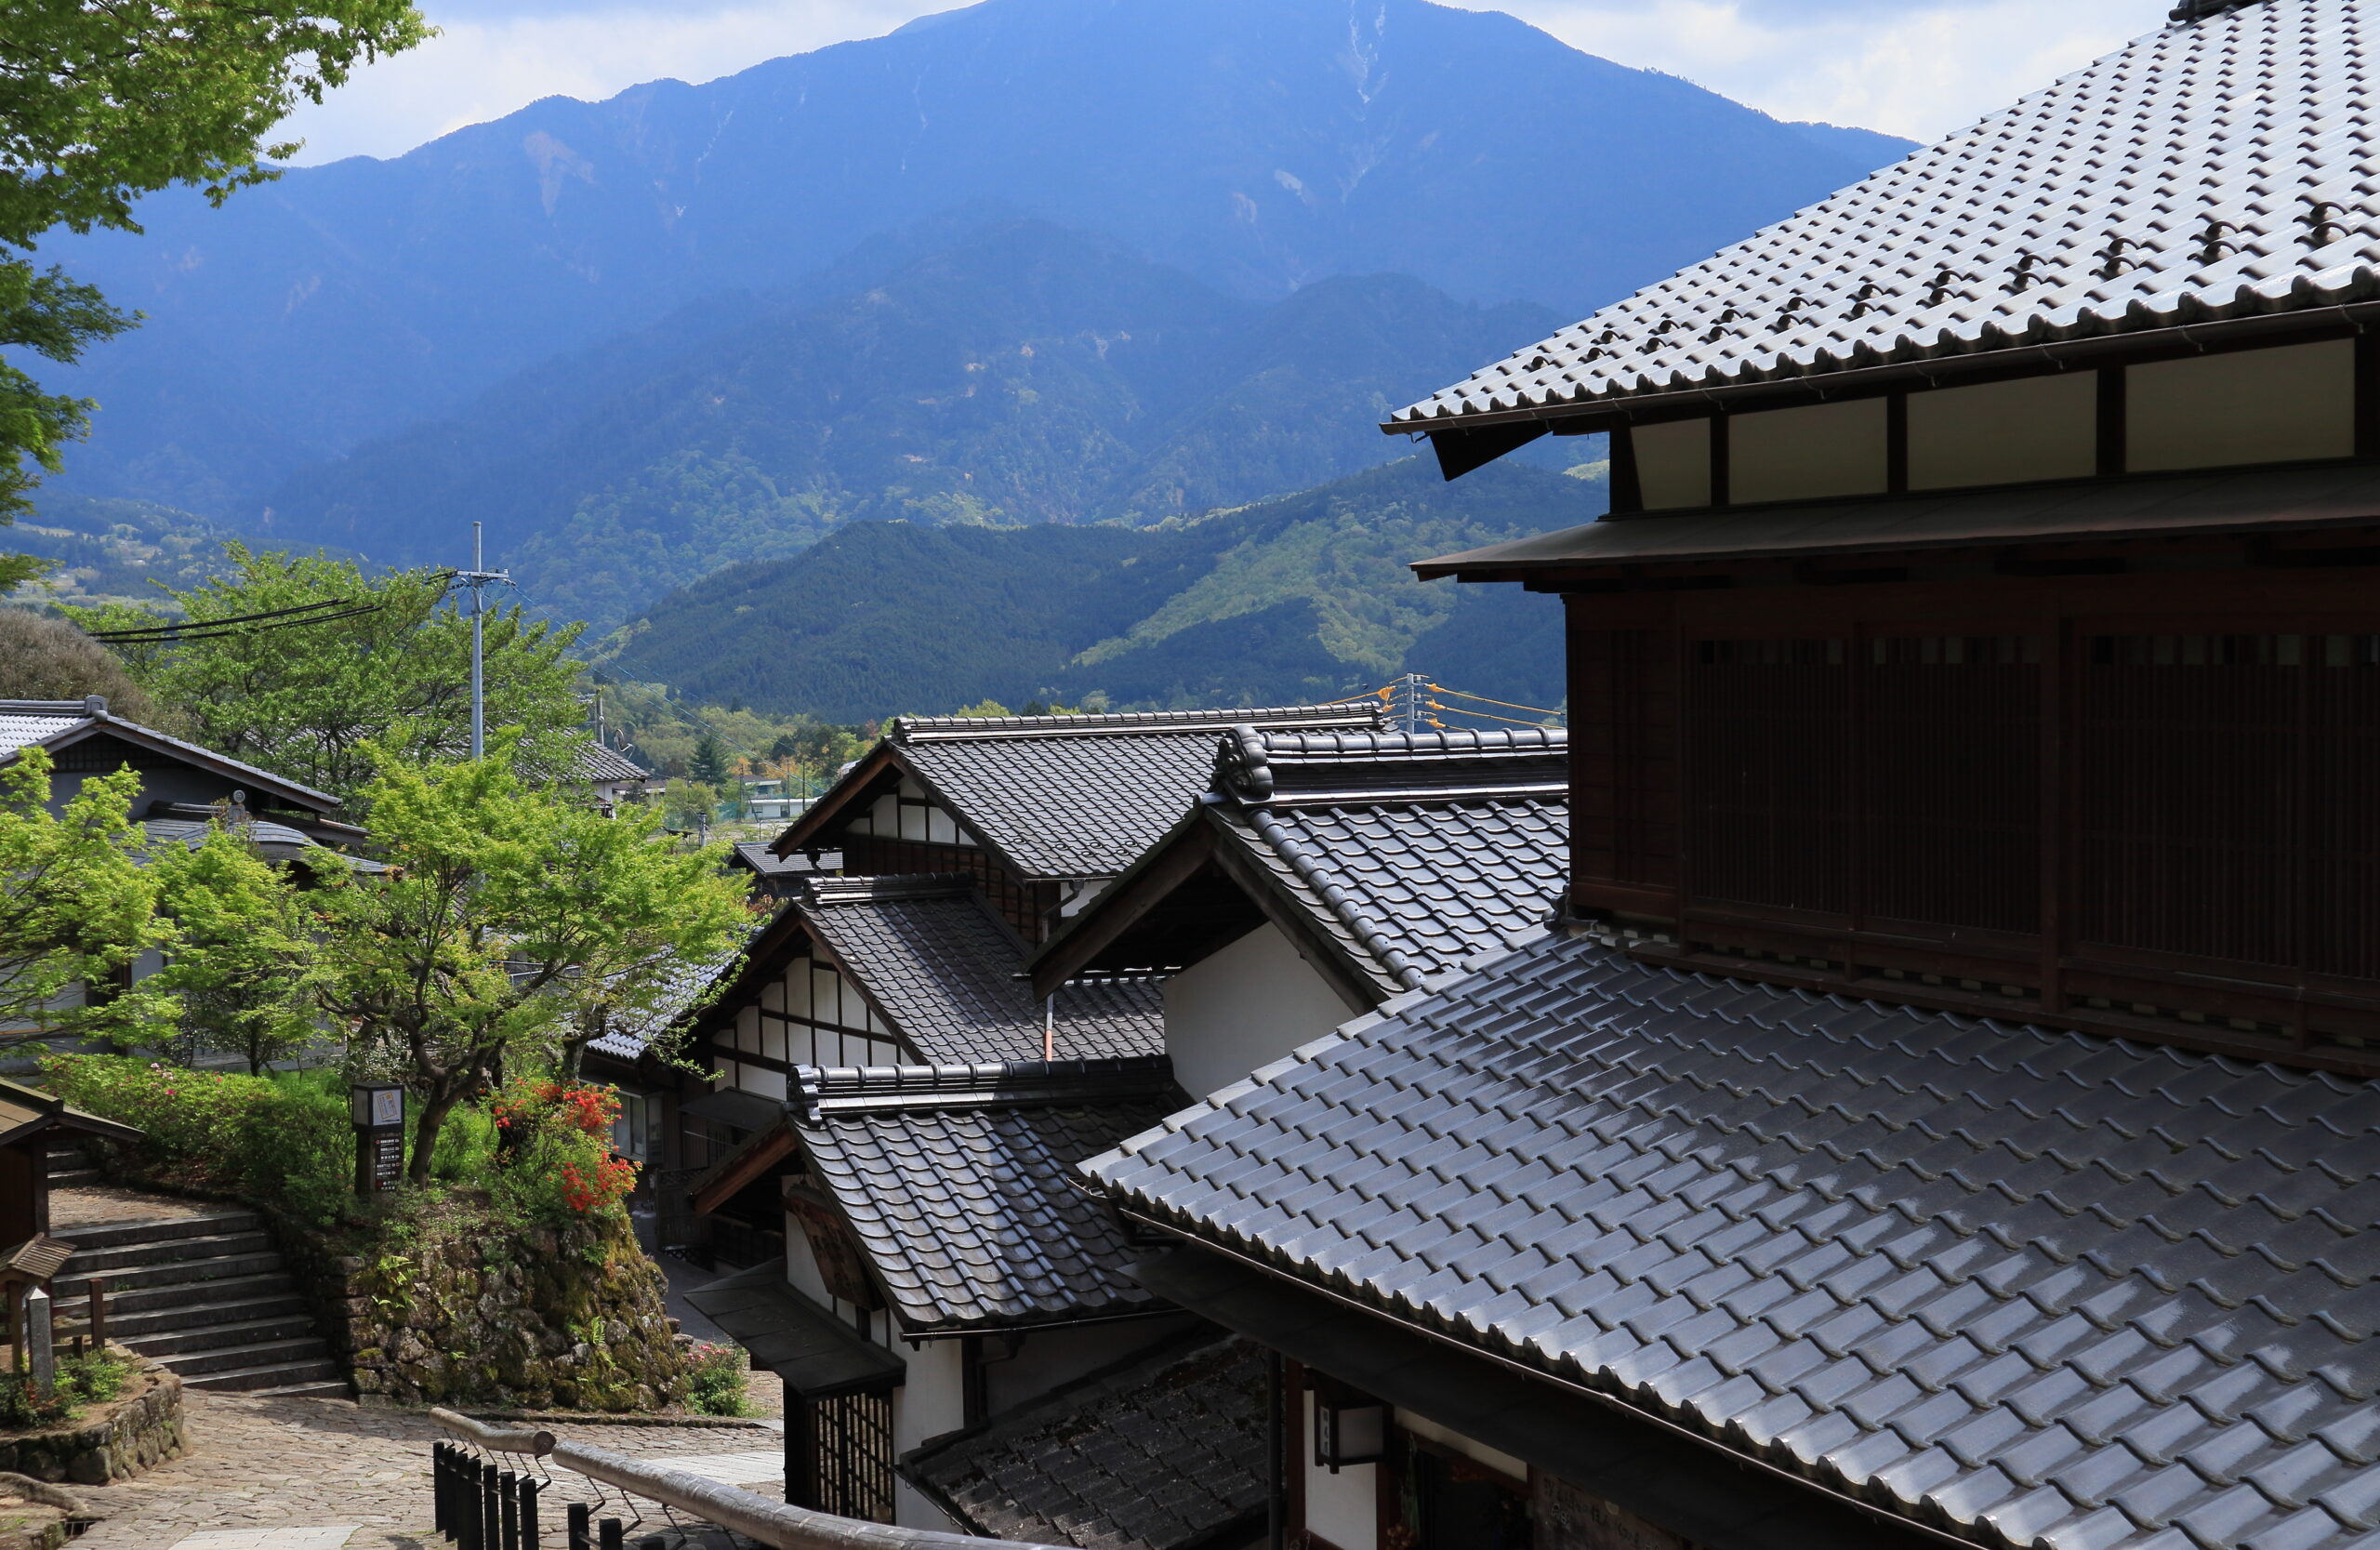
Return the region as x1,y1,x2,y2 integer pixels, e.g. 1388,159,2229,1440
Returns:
888,706,1386,880
1088,934,2380,1550
904,1334,1267,1550
1395,0,2380,427
797,876,1164,1065
798,1066,1178,1332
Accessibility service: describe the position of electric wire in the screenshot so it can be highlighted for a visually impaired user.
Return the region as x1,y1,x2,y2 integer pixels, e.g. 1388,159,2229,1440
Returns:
1423,697,1552,728
1425,682,1565,719
79,596,362,639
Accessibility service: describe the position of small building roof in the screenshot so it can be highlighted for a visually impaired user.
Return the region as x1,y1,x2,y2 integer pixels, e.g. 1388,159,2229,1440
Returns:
0,1080,143,1149
1087,933,2380,1550
1394,0,2378,435
796,877,1164,1066
1035,729,1568,1005
903,1331,1270,1550
771,704,1389,881
682,1263,906,1398
795,1059,1180,1334
0,698,342,814
570,740,653,785
1414,460,2380,580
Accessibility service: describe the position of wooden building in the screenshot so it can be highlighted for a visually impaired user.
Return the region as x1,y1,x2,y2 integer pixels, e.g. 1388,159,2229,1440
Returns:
1032,727,1568,1099
1085,7,2380,1550
766,706,1386,943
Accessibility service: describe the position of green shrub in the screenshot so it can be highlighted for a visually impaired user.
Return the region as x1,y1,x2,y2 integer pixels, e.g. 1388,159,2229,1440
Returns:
684,1343,748,1417
0,1348,137,1431
41,1055,350,1226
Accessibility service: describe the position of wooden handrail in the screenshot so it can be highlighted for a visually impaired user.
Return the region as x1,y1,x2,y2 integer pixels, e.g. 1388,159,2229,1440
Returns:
426,1407,555,1458
428,1407,1072,1550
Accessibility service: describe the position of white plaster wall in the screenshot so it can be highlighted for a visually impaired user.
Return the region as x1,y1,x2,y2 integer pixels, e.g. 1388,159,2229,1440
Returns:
1633,418,1712,510
2130,338,2355,471
894,1340,968,1530
783,1212,832,1305
1302,1392,1377,1550
1165,923,1359,1101
1909,370,2098,490
1730,397,1889,504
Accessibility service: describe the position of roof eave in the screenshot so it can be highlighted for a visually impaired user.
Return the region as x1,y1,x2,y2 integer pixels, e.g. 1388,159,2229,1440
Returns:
1389,298,2380,444
29,719,345,814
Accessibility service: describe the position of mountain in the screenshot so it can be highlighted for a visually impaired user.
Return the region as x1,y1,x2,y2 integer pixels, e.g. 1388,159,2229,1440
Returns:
610,457,1601,722
33,0,1911,512
247,221,1568,629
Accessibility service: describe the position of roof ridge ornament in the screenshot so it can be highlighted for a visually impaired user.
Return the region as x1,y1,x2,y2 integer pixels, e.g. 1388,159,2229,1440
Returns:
2169,0,2270,21
1213,726,1276,805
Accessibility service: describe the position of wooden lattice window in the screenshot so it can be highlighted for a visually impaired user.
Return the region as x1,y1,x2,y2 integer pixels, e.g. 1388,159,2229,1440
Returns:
1685,638,1852,916
797,1391,895,1524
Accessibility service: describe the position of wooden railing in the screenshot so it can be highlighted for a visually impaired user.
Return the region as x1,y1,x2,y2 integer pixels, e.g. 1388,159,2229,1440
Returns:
428,1408,1069,1550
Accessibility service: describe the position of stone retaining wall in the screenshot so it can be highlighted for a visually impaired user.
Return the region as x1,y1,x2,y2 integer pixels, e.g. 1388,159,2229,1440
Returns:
0,1357,183,1486
329,1211,687,1412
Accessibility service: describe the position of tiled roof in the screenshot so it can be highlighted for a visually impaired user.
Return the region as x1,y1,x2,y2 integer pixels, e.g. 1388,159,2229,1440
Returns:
797,877,1164,1064
138,817,385,874
1395,0,2380,427
1214,729,1568,996
1089,933,2380,1550
571,740,652,784
796,1062,1178,1332
904,1333,1269,1550
0,699,341,810
0,706,86,760
885,704,1387,879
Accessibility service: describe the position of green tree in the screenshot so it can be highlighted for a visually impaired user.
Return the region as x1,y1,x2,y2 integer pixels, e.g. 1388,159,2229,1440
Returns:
0,0,430,552
689,733,730,788
148,826,324,1074
0,748,168,1044
310,741,751,1182
68,546,586,800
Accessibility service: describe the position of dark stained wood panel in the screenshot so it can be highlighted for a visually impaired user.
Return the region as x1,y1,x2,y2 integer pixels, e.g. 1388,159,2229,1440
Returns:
836,834,1060,941
1684,638,1852,918
1861,636,2042,935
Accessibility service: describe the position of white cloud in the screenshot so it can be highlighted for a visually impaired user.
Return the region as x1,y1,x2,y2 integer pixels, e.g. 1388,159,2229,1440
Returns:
275,0,933,163
276,0,2171,166
1443,0,2166,142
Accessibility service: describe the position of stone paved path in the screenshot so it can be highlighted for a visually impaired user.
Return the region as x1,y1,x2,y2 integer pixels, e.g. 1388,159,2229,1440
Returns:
76,1390,779,1550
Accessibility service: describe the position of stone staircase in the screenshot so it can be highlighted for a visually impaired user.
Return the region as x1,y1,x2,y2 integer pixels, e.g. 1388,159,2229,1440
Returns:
45,1149,350,1398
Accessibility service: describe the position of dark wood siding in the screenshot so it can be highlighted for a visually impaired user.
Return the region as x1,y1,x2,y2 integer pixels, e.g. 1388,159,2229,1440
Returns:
1566,573,2380,1073
836,833,1060,941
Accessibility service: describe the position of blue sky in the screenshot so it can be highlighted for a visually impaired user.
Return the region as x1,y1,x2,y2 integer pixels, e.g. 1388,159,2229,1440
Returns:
278,0,2169,165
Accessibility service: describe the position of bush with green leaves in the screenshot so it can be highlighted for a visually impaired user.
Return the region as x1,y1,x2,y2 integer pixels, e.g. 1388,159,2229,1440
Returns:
41,1055,350,1226
0,1347,136,1431
684,1343,749,1417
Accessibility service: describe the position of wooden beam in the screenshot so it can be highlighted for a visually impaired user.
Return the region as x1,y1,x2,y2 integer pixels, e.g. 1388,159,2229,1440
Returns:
1029,822,1219,998
690,1123,798,1218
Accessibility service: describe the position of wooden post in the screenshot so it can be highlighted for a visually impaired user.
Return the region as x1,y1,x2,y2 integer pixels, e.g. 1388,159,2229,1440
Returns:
86,1277,105,1349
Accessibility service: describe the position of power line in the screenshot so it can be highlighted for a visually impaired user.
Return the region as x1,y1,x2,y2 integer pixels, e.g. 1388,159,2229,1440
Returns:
81,598,376,642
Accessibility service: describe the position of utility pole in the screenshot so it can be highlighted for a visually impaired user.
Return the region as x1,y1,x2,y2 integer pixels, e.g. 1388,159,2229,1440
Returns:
455,523,511,761
1398,672,1428,735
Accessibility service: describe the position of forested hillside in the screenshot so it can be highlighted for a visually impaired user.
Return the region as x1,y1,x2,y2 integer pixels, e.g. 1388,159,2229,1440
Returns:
611,458,1603,721
33,0,1907,514
250,223,1569,630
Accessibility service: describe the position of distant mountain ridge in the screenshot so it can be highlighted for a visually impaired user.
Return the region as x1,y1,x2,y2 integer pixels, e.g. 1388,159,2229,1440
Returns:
34,0,1911,514
249,220,1571,629
611,457,1603,722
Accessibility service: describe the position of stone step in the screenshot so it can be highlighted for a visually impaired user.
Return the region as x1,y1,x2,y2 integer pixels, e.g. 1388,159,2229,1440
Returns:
49,1213,264,1252
57,1285,311,1339
51,1228,273,1274
46,1168,103,1189
44,1147,89,1175
179,1354,347,1393
54,1248,290,1297
154,1333,333,1379
245,1378,354,1399
116,1312,324,1358
54,1271,301,1319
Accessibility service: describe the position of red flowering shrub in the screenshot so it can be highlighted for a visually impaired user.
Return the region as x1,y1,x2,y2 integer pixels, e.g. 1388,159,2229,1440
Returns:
490,1079,638,1220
